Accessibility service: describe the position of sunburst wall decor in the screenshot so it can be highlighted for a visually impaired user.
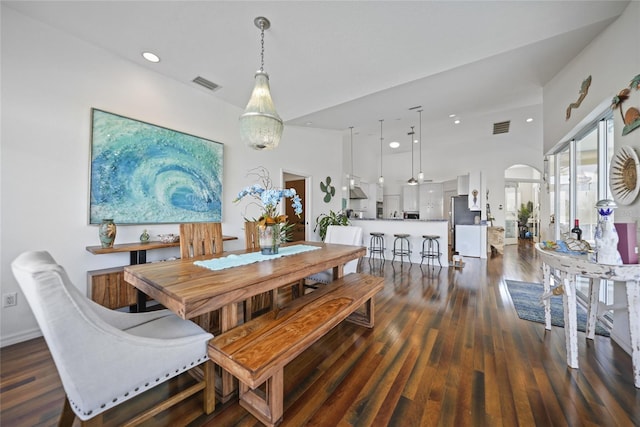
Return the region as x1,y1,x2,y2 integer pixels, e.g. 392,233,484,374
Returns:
610,145,640,205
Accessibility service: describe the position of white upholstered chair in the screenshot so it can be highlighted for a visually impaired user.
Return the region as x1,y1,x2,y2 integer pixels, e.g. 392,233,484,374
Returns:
11,251,215,426
306,225,364,285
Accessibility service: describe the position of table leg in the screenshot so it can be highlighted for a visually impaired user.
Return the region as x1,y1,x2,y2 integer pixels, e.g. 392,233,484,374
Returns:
562,271,579,369
586,278,601,340
219,303,239,402
131,250,148,312
332,264,344,281
626,280,640,388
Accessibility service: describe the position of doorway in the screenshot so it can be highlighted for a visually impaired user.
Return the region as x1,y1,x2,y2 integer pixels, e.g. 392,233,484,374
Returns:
504,165,541,245
283,171,310,242
504,183,518,245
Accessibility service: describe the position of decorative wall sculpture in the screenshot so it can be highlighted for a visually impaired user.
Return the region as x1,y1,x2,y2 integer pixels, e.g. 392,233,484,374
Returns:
611,74,640,136
320,176,335,203
565,75,592,120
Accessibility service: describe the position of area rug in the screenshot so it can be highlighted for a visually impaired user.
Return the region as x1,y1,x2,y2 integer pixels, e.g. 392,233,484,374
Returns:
504,280,610,337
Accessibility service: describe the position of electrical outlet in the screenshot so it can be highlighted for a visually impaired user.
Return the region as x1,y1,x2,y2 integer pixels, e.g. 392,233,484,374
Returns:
3,292,18,307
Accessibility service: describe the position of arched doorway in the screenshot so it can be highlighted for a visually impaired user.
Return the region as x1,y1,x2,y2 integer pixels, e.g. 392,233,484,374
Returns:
504,165,542,245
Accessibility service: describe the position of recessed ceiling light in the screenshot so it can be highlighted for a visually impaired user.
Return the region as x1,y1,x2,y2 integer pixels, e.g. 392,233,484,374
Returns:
389,141,400,148
142,51,160,63
449,114,456,118
305,121,313,126
454,119,461,124
526,117,534,123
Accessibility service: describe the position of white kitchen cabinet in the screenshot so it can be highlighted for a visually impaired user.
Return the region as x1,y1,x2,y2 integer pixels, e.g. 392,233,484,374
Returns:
375,183,383,202
402,185,419,212
419,182,444,219
457,174,469,195
383,195,401,218
364,183,378,218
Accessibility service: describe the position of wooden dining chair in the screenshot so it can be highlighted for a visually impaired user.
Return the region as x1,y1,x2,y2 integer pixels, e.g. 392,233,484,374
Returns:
180,222,223,333
243,221,276,320
180,222,223,259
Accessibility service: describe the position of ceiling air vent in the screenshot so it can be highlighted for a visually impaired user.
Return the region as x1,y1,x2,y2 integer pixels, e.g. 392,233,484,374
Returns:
493,120,510,135
192,76,221,92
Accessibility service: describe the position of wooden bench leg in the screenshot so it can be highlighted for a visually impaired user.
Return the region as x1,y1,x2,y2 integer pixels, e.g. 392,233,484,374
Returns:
218,304,238,403
239,370,284,427
346,298,375,328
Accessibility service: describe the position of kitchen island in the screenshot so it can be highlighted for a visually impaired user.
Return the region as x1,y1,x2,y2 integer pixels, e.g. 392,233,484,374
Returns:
350,219,448,266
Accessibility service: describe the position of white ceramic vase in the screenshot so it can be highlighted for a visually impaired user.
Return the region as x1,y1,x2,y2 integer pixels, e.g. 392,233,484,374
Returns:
594,203,622,265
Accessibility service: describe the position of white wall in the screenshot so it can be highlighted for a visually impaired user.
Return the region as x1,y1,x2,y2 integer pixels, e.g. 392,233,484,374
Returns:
543,0,640,231
542,1,640,354
0,7,344,346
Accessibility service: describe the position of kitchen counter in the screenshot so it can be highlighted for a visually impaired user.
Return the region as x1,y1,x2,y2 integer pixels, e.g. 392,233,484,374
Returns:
352,218,447,222
350,219,448,266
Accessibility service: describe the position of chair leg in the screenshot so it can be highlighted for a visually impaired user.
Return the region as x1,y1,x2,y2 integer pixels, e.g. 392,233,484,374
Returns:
203,360,215,414
244,298,253,321
59,398,103,426
59,397,77,427
80,414,103,427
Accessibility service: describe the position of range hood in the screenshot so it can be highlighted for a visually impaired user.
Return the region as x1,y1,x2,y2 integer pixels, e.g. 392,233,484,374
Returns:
349,186,368,199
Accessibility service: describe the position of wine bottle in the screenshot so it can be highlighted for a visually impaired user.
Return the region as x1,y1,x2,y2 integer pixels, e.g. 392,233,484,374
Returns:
571,219,582,240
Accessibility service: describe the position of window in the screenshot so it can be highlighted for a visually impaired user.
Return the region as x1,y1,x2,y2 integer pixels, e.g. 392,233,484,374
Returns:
551,114,613,241
550,113,615,313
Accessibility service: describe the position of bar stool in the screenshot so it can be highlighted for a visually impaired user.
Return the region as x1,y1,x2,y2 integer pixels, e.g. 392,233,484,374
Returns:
392,233,411,265
420,235,442,268
369,232,385,261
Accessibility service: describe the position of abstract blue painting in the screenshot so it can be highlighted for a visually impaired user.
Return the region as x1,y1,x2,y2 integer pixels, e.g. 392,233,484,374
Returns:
90,109,223,224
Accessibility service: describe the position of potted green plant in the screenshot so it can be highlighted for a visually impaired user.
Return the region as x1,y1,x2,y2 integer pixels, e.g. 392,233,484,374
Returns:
314,210,349,241
518,201,534,225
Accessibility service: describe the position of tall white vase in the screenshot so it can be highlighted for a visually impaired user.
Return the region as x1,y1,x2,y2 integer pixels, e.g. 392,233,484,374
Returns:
594,201,622,265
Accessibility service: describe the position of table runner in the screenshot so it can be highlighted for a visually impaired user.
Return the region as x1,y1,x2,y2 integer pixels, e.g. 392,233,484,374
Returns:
194,244,321,271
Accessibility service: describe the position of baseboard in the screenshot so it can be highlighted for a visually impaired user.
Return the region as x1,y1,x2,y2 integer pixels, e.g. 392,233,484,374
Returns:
0,328,42,348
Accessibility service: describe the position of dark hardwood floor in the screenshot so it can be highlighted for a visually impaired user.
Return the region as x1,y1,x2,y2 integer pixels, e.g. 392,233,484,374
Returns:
2,241,639,426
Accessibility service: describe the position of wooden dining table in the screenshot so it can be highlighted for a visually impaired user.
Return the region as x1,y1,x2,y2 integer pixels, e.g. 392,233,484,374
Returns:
123,241,366,401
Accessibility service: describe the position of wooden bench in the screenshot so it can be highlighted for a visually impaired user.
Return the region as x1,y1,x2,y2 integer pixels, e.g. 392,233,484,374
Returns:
207,272,384,426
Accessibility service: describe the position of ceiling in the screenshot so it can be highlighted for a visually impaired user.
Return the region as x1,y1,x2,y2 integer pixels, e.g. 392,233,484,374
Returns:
5,1,629,153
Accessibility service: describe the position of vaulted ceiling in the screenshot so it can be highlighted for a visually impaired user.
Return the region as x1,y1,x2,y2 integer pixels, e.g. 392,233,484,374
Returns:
5,1,629,152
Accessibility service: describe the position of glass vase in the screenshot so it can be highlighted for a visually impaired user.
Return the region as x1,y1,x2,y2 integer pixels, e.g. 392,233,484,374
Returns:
258,224,280,255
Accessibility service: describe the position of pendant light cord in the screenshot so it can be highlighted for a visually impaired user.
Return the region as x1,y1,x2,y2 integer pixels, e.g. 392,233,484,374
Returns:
411,126,415,176
260,22,265,72
350,126,354,180
379,120,384,179
418,110,423,173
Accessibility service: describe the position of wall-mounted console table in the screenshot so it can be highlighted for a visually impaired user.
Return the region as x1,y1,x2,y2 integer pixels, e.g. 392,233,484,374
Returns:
535,243,640,388
87,237,237,311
